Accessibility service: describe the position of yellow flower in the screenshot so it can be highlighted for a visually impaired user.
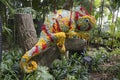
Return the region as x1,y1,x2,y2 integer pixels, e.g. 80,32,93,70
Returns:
58,44,66,53
77,32,89,40
27,61,37,70
66,31,77,38
22,52,30,62
54,32,66,53
25,61,38,73
36,38,46,46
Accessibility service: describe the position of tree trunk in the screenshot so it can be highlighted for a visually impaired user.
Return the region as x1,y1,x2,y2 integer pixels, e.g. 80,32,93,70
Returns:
115,7,119,24
14,14,38,52
0,16,2,63
100,0,104,32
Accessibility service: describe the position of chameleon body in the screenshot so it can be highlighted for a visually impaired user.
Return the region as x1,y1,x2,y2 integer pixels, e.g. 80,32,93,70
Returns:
20,6,96,73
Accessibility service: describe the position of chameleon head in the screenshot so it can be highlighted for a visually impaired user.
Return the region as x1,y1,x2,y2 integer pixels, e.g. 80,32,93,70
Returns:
76,15,96,31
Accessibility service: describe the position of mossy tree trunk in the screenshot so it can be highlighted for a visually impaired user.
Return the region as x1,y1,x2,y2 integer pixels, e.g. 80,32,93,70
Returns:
14,14,38,52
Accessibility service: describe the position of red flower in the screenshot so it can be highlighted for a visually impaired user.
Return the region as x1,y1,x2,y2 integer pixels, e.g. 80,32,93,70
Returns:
42,44,47,50
32,46,39,56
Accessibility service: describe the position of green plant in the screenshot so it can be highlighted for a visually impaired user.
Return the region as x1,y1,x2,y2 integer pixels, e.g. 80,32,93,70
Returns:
2,24,13,46
1,47,54,80
87,47,111,72
0,47,23,80
50,53,90,80
111,48,120,55
23,66,54,80
15,7,37,19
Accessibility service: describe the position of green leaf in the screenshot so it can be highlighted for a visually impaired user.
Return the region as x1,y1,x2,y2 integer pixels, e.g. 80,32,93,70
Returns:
94,0,101,8
108,13,112,20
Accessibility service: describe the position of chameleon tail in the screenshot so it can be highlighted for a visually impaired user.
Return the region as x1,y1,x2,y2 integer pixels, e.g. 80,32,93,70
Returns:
20,31,66,73
20,31,51,73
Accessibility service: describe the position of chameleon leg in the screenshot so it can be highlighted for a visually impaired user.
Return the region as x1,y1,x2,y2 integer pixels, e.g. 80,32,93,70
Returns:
20,31,53,73
53,32,66,53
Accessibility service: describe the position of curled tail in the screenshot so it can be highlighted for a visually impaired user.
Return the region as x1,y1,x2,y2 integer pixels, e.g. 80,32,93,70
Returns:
20,40,48,73
20,30,53,73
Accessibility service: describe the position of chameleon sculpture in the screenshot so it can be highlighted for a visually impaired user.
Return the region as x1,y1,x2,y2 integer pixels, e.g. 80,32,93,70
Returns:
20,6,96,73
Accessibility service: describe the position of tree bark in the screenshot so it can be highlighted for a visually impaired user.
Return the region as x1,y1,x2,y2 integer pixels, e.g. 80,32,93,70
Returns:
0,16,2,63
14,14,38,52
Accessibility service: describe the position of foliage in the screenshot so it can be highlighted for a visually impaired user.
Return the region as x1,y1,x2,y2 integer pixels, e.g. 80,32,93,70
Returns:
89,27,120,49
87,47,120,73
0,47,22,80
1,46,120,80
2,24,14,46
23,66,54,80
1,0,120,47
87,47,111,71
0,47,54,80
15,7,37,19
0,0,14,14
50,54,90,80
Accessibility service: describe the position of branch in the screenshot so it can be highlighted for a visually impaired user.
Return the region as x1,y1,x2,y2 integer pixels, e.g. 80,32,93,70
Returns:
31,38,87,67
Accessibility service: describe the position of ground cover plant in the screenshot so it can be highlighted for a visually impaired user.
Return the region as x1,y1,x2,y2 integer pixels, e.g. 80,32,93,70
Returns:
1,45,120,80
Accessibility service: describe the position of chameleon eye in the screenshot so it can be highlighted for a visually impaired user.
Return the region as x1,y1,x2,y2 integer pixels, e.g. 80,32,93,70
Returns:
85,19,89,22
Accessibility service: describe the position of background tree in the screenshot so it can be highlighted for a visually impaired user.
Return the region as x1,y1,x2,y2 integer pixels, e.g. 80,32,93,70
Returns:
14,14,38,52
0,16,2,63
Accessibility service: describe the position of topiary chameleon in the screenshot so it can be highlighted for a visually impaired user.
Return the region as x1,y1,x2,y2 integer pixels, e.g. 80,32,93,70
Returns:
20,6,96,73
